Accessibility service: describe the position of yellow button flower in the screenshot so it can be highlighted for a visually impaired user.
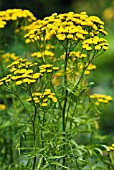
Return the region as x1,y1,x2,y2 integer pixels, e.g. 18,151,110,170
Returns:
41,103,47,107
95,45,101,50
52,97,57,103
0,104,6,110
56,34,66,40
16,80,23,85
0,82,3,86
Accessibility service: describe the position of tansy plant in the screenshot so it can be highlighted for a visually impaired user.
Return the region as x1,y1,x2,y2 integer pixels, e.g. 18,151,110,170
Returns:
0,10,113,170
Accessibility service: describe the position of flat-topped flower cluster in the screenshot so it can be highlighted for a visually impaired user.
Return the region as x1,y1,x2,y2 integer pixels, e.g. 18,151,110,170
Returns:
90,94,113,105
27,88,57,106
25,11,108,52
1,52,19,62
0,58,59,86
0,9,36,29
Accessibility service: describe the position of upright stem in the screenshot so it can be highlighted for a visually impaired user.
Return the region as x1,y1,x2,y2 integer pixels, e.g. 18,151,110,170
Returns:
32,101,37,170
32,120,37,170
41,111,46,166
62,41,69,167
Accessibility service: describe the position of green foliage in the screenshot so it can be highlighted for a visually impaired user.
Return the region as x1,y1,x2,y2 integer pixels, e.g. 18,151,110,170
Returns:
0,9,113,170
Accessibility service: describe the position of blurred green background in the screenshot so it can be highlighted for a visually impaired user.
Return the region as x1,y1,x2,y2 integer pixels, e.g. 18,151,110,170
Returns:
0,0,114,139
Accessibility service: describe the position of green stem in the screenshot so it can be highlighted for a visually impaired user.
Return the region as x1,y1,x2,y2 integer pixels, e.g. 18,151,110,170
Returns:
41,111,46,166
32,155,36,170
62,40,69,167
32,110,37,170
32,119,37,170
28,89,37,170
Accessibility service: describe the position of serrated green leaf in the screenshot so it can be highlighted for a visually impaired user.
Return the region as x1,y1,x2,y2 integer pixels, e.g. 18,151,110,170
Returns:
50,161,69,169
0,121,12,129
48,155,65,159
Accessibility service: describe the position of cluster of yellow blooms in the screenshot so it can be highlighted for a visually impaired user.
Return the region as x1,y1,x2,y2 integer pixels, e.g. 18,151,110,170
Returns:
0,104,6,110
22,11,109,86
0,10,111,108
1,52,19,62
0,9,36,29
0,19,6,28
107,144,114,152
0,58,38,86
0,58,59,86
31,50,54,60
31,44,56,63
27,88,57,106
39,64,59,73
59,51,86,60
32,50,54,60
90,94,113,105
82,36,108,51
25,11,108,49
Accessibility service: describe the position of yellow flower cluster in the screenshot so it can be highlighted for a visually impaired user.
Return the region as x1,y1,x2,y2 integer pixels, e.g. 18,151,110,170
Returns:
31,50,54,58
90,94,113,105
0,58,59,86
59,51,86,61
0,9,36,29
0,9,36,21
31,44,55,59
31,44,55,62
39,64,59,73
1,52,19,62
0,104,6,110
25,11,108,45
27,88,57,106
107,144,114,152
0,19,6,28
0,58,41,86
82,36,109,51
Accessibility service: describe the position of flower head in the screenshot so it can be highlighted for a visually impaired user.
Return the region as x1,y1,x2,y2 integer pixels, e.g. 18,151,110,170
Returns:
90,94,113,105
25,11,108,45
27,88,58,107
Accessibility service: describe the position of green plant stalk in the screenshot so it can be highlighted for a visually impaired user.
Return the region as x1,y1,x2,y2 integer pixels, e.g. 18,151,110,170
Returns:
41,111,46,167
32,115,37,170
62,40,69,167
32,121,37,170
28,89,37,170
